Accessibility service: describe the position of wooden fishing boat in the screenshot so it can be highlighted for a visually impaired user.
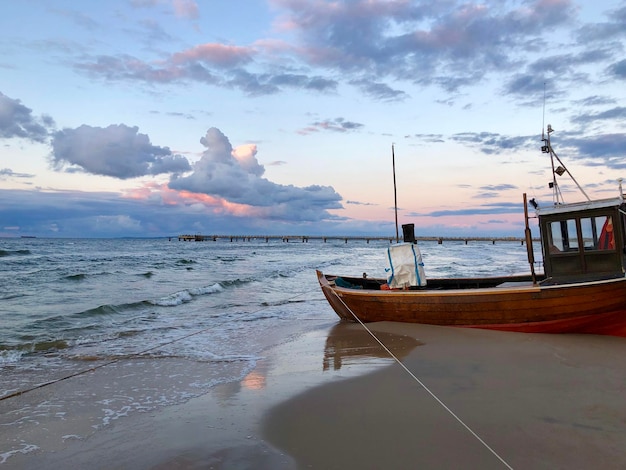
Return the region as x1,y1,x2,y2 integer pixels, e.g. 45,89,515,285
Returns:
318,127,626,337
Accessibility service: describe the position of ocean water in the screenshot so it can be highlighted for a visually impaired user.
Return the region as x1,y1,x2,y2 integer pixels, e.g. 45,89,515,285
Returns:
0,237,539,463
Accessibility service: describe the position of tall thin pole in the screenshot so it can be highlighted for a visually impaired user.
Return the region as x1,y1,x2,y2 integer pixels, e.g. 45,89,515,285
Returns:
392,144,399,242
523,193,537,285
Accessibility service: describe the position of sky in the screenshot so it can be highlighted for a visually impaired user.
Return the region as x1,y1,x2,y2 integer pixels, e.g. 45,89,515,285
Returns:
1,0,625,238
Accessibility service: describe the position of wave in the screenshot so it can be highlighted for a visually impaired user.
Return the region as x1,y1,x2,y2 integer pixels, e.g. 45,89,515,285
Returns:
62,271,115,281
40,280,234,321
220,278,255,288
0,339,70,364
63,348,259,364
0,249,31,257
150,283,223,306
0,293,28,301
215,255,244,263
78,303,127,317
176,259,196,265
0,349,25,364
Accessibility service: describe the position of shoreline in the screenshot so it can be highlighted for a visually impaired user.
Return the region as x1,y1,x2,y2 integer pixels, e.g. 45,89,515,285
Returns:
3,322,626,469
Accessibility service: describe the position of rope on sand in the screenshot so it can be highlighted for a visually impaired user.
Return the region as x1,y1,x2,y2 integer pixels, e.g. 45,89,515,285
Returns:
329,289,514,470
0,290,313,403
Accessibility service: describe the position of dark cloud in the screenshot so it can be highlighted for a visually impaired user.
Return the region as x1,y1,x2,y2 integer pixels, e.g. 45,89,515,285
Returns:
445,128,626,171
0,91,55,142
346,200,377,206
479,184,518,192
572,95,616,107
76,52,338,96
422,202,523,217
350,79,409,101
576,5,626,42
278,0,577,88
451,132,535,154
0,186,401,238
0,188,243,237
168,128,343,221
503,46,617,102
225,69,337,96
407,133,445,143
0,168,34,179
608,59,626,79
566,134,626,161
474,184,519,200
50,124,191,179
72,0,605,102
571,107,626,125
298,118,364,135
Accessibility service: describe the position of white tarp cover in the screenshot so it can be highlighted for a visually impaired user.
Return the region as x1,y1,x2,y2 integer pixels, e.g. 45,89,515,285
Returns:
386,243,427,288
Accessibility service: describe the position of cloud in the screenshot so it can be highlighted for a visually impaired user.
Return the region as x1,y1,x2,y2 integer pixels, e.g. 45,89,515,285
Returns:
0,168,35,179
273,0,577,89
571,107,626,125
451,132,535,154
0,186,350,238
350,79,409,101
75,49,338,96
420,201,523,217
479,184,518,192
407,133,445,144
346,200,377,206
172,0,199,20
130,0,199,20
608,59,626,79
171,44,253,68
50,124,191,179
576,5,626,42
474,185,519,199
72,0,591,101
0,91,55,142
566,134,626,162
572,95,616,107
297,117,364,135
168,127,343,221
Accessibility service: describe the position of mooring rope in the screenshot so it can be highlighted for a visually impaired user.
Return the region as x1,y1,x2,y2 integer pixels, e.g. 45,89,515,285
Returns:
0,289,314,402
329,288,514,470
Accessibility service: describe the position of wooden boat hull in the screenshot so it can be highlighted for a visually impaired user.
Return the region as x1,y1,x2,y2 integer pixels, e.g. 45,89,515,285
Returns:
317,270,626,337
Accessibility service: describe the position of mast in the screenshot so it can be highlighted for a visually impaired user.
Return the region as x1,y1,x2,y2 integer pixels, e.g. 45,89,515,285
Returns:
523,193,537,285
541,125,590,204
392,144,399,242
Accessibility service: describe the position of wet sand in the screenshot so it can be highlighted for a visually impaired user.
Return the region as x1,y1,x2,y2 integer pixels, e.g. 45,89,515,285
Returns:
3,322,626,469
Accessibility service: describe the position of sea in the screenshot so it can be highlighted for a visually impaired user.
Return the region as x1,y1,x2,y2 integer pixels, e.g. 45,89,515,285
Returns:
0,236,540,463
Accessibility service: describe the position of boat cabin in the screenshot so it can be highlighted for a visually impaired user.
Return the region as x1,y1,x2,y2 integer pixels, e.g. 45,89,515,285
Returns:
536,196,626,283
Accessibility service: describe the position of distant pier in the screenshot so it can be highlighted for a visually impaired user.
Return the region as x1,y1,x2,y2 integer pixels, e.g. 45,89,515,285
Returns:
174,234,532,245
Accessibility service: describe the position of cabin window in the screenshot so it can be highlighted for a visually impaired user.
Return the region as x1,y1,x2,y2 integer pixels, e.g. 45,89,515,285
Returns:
548,219,579,252
581,216,615,251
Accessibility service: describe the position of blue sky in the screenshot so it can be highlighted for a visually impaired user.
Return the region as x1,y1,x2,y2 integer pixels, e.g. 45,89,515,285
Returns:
1,0,625,238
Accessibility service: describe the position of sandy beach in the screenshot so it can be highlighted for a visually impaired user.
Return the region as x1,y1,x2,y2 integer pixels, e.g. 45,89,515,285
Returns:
3,321,626,469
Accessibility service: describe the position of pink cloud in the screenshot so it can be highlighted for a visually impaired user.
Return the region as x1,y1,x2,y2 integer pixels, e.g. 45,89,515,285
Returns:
172,0,199,19
171,43,254,67
123,182,263,217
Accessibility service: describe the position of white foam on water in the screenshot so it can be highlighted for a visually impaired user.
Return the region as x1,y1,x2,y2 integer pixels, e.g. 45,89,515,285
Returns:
0,444,40,464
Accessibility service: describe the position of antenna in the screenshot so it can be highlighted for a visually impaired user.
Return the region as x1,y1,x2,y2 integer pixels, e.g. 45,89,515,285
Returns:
542,82,546,140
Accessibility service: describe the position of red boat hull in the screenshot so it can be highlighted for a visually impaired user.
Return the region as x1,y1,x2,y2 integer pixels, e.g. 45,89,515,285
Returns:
317,271,626,337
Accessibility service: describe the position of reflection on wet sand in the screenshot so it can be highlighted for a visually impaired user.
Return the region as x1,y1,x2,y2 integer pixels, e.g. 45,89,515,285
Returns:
323,322,423,371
